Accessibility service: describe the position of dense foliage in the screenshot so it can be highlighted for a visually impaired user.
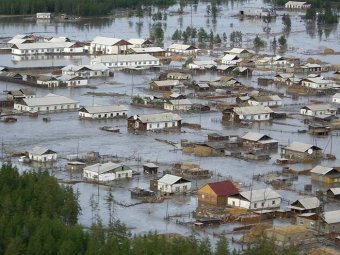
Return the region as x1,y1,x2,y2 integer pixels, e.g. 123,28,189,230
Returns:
0,0,176,16
0,164,300,254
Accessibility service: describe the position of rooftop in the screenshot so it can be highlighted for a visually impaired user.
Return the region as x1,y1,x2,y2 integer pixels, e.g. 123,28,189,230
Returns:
204,180,239,196
20,93,78,107
79,105,128,114
238,188,281,202
285,141,321,153
134,112,182,123
233,105,274,115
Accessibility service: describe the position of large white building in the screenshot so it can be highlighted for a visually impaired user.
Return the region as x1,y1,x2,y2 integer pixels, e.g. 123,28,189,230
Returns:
11,42,83,55
91,54,160,68
300,104,337,117
79,105,128,119
228,188,281,210
83,162,132,182
157,174,191,193
14,93,79,113
127,112,182,131
224,106,274,122
28,146,57,162
61,64,110,78
90,36,131,54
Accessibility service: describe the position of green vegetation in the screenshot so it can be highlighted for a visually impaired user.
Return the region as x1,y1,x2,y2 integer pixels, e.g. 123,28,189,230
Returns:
0,164,301,254
0,0,176,16
230,31,243,47
253,35,266,53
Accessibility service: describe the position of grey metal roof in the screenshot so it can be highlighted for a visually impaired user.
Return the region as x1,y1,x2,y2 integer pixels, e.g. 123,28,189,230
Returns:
168,44,197,50
241,132,268,141
310,165,336,175
13,42,76,50
302,104,336,112
80,105,128,114
92,54,158,63
91,36,130,46
323,210,340,224
137,112,182,123
233,106,273,115
239,188,281,202
29,146,56,156
295,197,320,210
84,162,129,174
152,80,180,87
62,64,108,72
285,141,321,152
158,174,188,185
329,188,340,196
168,99,192,105
21,93,78,107
131,47,165,53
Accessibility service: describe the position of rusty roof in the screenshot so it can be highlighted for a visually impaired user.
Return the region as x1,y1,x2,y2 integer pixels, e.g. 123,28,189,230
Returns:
205,180,239,196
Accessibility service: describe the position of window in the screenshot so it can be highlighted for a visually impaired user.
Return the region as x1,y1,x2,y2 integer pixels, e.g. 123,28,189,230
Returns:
299,219,304,225
165,123,168,128
149,124,152,129
157,124,159,128
175,187,180,192
272,200,276,205
125,173,128,177
261,202,264,207
310,222,315,228
254,203,257,208
183,185,187,190
232,201,235,206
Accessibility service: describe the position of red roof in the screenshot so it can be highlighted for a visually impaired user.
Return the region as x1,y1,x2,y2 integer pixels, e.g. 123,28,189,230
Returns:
207,180,239,196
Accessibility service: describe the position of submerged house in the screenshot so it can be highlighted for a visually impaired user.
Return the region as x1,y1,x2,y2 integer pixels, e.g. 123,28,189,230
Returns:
321,210,340,234
301,77,335,90
240,132,278,150
91,54,160,69
57,75,88,87
167,44,199,55
265,226,315,247
222,106,274,122
285,1,311,9
11,42,83,55
300,104,337,117
287,197,321,214
164,99,192,111
79,105,128,119
62,64,110,78
83,162,132,182
150,80,180,91
36,75,60,88
127,112,182,131
198,180,239,206
281,141,323,161
90,36,131,54
310,165,340,184
224,48,253,58
28,146,57,162
156,174,191,193
227,188,281,210
239,8,276,17
248,95,282,107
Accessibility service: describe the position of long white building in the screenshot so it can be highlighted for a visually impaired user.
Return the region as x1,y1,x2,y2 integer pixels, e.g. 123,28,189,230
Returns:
83,162,132,182
14,93,79,113
11,42,83,55
61,64,110,78
91,54,160,68
79,105,128,119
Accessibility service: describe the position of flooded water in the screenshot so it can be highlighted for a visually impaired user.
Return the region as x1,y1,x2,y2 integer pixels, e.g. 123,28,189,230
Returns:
0,0,339,244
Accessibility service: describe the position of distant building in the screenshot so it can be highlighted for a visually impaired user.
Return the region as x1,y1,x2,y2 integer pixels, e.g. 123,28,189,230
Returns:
198,180,239,206
188,60,217,70
239,8,276,17
127,38,153,48
310,165,340,184
90,36,131,54
127,112,182,131
300,104,337,117
321,210,340,234
222,106,274,122
127,47,165,57
301,77,335,90
143,163,158,174
265,226,315,247
36,12,53,19
287,197,321,214
57,75,88,87
11,42,83,55
296,213,319,230
166,72,192,80
62,64,110,78
224,48,253,58
164,99,192,111
83,162,132,182
240,132,278,151
167,44,199,55
221,54,240,65
285,1,311,9
157,174,191,193
150,80,180,91
327,188,340,200
301,63,322,73
281,141,323,161
332,93,340,104
28,146,57,162
79,105,128,119
14,93,79,113
248,95,282,107
36,75,60,88
227,188,281,210
91,54,160,69
7,89,36,101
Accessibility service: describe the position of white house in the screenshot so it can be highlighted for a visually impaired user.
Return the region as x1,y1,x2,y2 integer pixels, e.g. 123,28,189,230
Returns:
248,95,282,107
79,105,128,119
36,75,60,88
224,48,253,58
11,42,83,55
127,38,153,48
332,93,340,104
91,54,160,69
300,104,337,117
83,162,132,182
167,44,199,55
61,64,110,78
157,174,191,193
285,1,311,9
28,146,57,162
127,112,182,131
90,36,131,54
239,8,276,17
274,73,293,83
164,99,192,111
227,188,281,210
36,12,53,19
225,105,274,122
14,93,79,113
221,54,240,65
57,75,88,87
188,60,217,70
301,77,335,90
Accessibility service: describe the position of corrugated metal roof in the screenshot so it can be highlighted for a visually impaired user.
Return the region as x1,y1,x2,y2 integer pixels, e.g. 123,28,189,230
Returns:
329,187,340,196
91,36,130,46
168,44,197,50
128,38,152,45
92,54,158,63
226,48,249,54
239,188,281,202
241,132,267,141
152,80,180,87
158,174,185,185
14,42,76,50
137,112,182,123
310,165,335,175
80,105,128,114
84,162,128,174
233,106,274,115
294,197,320,210
168,99,192,105
285,141,321,152
62,64,108,72
222,54,239,61
21,93,78,107
302,104,336,112
29,146,56,155
205,180,239,196
323,210,340,224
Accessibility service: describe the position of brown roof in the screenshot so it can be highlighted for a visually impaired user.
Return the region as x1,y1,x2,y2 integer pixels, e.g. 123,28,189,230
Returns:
207,180,239,196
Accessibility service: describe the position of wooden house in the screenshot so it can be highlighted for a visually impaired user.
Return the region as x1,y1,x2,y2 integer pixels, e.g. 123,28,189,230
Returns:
222,106,274,122
321,210,340,234
143,163,158,174
83,162,132,182
301,63,322,73
240,132,278,151
300,104,337,117
167,44,199,55
11,42,83,55
248,95,282,107
301,76,335,90
287,197,321,214
150,80,180,91
57,75,88,87
127,38,153,48
327,188,340,200
265,226,315,247
224,48,253,58
296,213,319,230
166,72,192,80
127,112,182,131
281,141,323,161
164,99,192,111
28,146,57,162
310,165,340,184
36,75,60,88
198,180,239,206
62,64,110,78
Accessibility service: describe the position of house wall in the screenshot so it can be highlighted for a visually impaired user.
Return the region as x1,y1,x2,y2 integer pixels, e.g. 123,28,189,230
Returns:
332,97,340,104
321,222,340,234
14,103,79,112
248,100,282,107
12,46,78,56
164,103,191,111
198,185,227,206
157,181,191,193
296,216,318,230
236,113,271,122
168,48,197,55
281,149,323,161
79,111,127,119
36,80,60,88
145,120,181,131
66,79,88,87
228,197,281,209
83,169,132,182
96,59,159,68
28,153,57,162
301,80,333,90
90,44,129,55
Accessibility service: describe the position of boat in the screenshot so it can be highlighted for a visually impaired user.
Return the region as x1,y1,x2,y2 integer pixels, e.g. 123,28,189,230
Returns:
99,126,120,133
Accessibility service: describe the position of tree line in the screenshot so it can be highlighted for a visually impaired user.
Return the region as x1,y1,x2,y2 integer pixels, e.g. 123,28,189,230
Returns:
0,0,176,16
0,164,300,255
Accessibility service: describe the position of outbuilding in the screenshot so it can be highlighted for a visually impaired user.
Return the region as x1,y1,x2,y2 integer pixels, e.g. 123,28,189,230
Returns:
28,146,57,162
157,174,191,193
79,105,128,119
83,162,132,182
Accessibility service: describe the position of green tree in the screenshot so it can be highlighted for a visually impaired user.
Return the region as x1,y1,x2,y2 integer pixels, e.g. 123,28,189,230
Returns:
271,37,277,55
215,235,230,255
253,34,266,53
